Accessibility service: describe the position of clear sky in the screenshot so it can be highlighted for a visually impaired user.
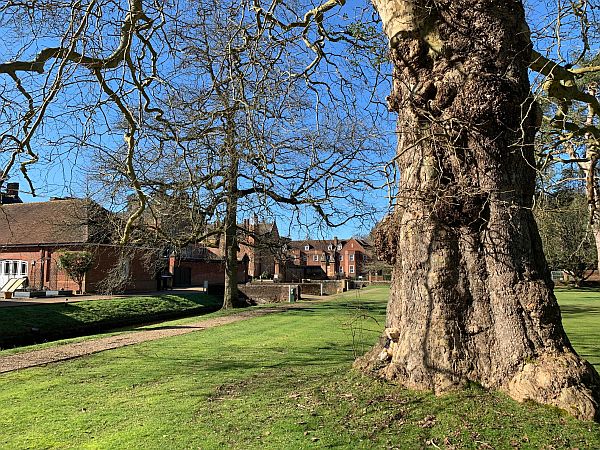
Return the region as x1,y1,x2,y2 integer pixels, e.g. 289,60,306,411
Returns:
1,0,397,242
4,0,583,241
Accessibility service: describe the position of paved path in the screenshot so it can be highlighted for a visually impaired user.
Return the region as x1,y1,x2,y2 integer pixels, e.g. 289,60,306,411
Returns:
0,298,324,374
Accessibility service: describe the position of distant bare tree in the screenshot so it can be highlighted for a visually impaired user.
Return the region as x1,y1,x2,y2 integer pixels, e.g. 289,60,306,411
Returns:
87,0,389,308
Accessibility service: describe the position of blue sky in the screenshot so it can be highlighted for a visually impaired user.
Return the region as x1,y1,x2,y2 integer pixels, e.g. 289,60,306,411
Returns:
0,0,397,241
3,0,585,241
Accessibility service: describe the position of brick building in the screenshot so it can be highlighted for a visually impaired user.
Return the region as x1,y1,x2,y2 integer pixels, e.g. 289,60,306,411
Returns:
284,237,372,281
0,195,157,293
168,245,249,288
238,215,284,280
165,215,283,287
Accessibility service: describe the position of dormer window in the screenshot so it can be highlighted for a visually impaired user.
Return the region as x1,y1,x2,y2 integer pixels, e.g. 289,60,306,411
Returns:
336,244,342,250
304,245,310,251
327,244,333,251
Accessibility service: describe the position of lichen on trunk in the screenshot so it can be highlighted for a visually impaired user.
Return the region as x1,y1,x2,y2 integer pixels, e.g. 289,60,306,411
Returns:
356,0,600,421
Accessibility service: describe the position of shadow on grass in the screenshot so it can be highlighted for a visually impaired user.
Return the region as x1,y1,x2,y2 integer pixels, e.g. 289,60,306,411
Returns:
559,304,600,315
0,293,223,349
289,300,386,315
109,341,361,374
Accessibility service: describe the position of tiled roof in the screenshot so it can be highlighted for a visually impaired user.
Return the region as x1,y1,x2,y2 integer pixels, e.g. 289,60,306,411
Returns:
288,239,347,252
288,238,374,253
179,245,223,261
0,199,108,247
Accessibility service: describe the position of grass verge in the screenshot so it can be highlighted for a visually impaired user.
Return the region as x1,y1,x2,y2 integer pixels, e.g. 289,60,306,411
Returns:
0,286,598,449
0,292,222,349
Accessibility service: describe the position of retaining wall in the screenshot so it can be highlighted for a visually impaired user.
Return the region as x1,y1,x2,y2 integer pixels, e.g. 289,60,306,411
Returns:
239,284,300,304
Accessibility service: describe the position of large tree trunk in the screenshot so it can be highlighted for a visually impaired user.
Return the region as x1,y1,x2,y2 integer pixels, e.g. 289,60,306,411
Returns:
356,0,600,421
222,194,238,310
592,224,600,278
222,115,240,310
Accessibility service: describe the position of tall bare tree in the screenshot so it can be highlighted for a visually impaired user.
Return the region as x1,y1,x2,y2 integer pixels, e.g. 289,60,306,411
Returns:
0,1,388,307
4,0,598,421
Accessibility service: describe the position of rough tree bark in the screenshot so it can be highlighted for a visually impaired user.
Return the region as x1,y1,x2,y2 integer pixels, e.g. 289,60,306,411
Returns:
593,226,600,276
355,0,600,421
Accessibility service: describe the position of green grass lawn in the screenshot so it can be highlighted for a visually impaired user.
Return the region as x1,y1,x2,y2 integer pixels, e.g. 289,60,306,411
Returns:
0,292,222,349
556,288,600,370
0,286,598,449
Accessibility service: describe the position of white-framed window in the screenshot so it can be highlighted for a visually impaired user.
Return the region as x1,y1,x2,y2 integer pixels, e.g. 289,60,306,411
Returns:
304,245,310,251
313,254,319,261
1,260,28,276
349,265,355,274
339,255,343,261
339,267,344,273
320,255,326,261
327,244,333,250
349,254,354,261
337,244,342,250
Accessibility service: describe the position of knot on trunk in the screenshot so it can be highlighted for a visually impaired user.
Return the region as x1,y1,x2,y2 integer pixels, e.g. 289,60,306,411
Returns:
373,214,402,264
506,352,600,422
378,327,401,362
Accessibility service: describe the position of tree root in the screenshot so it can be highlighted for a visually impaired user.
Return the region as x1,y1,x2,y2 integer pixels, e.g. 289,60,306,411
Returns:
505,352,600,422
354,341,600,422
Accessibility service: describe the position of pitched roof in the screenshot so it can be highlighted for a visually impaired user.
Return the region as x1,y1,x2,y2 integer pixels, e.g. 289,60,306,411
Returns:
0,199,108,247
288,239,347,252
179,245,224,261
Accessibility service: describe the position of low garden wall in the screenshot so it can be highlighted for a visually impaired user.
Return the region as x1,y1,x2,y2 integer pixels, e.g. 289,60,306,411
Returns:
239,284,300,304
297,280,347,295
319,280,347,295
298,283,321,296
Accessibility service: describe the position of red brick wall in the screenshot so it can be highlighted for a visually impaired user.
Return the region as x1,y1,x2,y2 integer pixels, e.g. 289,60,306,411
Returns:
169,258,248,286
238,284,298,304
1,245,158,293
85,247,158,293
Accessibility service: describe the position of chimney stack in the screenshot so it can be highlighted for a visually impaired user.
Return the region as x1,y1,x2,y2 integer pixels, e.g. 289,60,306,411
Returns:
6,183,19,197
0,182,22,204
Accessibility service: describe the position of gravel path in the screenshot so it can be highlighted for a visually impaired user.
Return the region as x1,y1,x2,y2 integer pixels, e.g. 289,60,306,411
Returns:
0,306,292,374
